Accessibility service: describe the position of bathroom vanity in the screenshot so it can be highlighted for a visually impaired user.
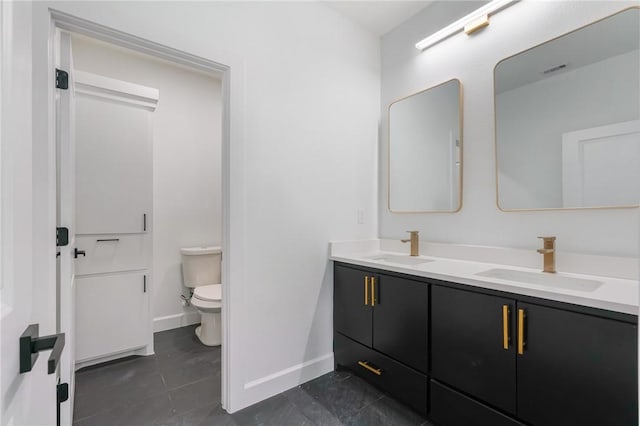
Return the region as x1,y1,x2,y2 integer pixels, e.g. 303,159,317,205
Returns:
331,242,638,426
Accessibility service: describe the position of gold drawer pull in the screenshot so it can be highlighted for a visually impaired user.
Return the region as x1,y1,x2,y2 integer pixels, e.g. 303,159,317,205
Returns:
502,305,509,350
371,277,376,306
364,276,369,306
518,308,526,355
358,360,382,376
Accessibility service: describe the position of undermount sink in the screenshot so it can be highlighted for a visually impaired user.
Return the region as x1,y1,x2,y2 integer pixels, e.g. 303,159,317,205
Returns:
475,268,603,292
366,254,433,266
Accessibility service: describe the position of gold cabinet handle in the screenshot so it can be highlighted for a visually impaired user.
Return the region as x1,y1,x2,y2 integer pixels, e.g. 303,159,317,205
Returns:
357,360,382,376
371,277,376,306
364,276,369,306
518,308,526,355
502,305,510,350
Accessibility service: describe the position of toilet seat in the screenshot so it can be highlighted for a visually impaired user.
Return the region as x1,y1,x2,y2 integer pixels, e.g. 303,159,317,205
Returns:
193,284,221,302
191,284,222,311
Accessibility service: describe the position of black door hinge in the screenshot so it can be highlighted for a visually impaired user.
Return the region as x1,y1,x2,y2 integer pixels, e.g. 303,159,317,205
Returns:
57,381,69,426
57,382,69,404
55,69,68,90
56,227,69,247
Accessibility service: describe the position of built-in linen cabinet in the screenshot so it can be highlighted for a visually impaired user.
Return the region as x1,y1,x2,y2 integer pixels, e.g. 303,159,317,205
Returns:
74,71,156,366
431,285,638,426
333,263,429,414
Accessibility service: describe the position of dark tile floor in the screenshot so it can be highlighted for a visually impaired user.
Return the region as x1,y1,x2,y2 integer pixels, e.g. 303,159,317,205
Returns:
73,325,432,425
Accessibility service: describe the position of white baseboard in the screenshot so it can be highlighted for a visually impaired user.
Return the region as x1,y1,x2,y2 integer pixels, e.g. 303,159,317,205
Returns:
236,352,334,411
75,346,151,370
153,311,201,333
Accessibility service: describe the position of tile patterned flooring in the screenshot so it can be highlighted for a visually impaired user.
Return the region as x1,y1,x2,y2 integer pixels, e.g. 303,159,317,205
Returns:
73,325,432,425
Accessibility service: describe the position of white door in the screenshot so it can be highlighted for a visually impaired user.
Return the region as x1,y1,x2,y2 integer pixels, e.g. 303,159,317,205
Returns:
56,30,77,426
562,120,640,207
0,2,59,425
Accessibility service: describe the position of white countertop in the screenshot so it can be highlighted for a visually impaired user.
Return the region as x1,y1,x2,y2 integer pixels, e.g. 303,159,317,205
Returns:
330,240,638,316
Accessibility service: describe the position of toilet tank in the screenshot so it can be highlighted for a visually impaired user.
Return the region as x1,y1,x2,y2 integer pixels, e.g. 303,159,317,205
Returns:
181,246,222,288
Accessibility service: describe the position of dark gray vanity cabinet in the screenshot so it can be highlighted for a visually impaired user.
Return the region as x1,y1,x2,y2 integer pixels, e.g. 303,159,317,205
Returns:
431,285,638,426
334,261,638,425
333,263,429,414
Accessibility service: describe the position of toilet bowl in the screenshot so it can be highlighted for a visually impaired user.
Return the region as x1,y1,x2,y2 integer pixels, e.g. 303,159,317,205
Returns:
190,284,222,346
181,246,222,346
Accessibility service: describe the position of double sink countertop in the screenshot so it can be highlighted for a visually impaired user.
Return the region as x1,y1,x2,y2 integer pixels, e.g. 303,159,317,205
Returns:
330,239,638,316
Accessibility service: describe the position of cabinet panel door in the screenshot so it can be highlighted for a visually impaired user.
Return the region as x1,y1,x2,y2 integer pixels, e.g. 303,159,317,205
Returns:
430,380,525,426
431,286,517,414
372,274,428,373
334,333,428,416
517,303,638,426
75,272,149,361
334,264,372,346
76,95,151,234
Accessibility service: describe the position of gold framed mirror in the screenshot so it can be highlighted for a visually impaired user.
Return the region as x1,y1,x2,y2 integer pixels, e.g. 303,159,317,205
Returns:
389,79,463,213
494,7,640,211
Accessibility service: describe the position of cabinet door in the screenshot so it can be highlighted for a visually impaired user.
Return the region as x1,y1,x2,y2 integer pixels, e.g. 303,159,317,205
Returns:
75,272,149,361
517,303,638,426
372,274,428,373
431,286,517,414
334,264,372,346
76,95,152,234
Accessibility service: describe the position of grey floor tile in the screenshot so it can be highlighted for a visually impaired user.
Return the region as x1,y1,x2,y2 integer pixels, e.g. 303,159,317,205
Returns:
169,376,222,415
301,374,384,421
154,326,207,355
74,392,175,426
151,403,238,426
343,396,426,426
75,355,159,396
75,325,427,426
231,394,315,426
329,369,353,382
157,348,220,390
74,370,167,421
284,386,342,426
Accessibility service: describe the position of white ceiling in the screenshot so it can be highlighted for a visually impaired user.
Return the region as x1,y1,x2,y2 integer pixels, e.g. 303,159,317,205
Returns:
323,1,434,36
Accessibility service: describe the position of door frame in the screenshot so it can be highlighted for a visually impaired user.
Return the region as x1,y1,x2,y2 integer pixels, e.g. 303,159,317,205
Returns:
37,8,244,421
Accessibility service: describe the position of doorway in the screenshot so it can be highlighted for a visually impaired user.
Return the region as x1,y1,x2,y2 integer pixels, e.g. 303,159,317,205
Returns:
51,14,234,425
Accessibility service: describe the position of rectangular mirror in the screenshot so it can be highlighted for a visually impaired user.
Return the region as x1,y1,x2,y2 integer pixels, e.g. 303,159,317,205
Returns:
495,7,640,211
389,79,463,212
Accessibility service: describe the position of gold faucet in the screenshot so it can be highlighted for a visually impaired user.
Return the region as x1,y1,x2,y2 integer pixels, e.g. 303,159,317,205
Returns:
537,236,556,273
401,231,420,256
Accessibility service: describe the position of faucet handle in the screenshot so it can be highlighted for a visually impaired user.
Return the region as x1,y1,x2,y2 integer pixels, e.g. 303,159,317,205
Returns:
406,230,419,235
537,236,556,241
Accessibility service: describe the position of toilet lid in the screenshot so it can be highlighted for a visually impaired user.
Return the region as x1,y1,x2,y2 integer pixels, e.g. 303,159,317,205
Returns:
194,284,221,302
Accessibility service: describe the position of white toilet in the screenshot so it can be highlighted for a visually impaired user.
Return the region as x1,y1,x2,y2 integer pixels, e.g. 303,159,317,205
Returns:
181,246,222,346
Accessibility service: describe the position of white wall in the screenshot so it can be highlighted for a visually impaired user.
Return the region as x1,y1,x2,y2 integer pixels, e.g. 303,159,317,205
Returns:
497,50,639,209
381,1,639,257
70,35,223,330
32,0,379,413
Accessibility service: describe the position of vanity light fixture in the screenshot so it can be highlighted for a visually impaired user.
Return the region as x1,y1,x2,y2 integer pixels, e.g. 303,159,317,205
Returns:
415,0,517,51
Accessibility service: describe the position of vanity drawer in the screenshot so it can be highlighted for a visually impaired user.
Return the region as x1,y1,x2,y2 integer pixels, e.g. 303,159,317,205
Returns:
334,332,428,415
430,380,524,426
75,234,149,275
